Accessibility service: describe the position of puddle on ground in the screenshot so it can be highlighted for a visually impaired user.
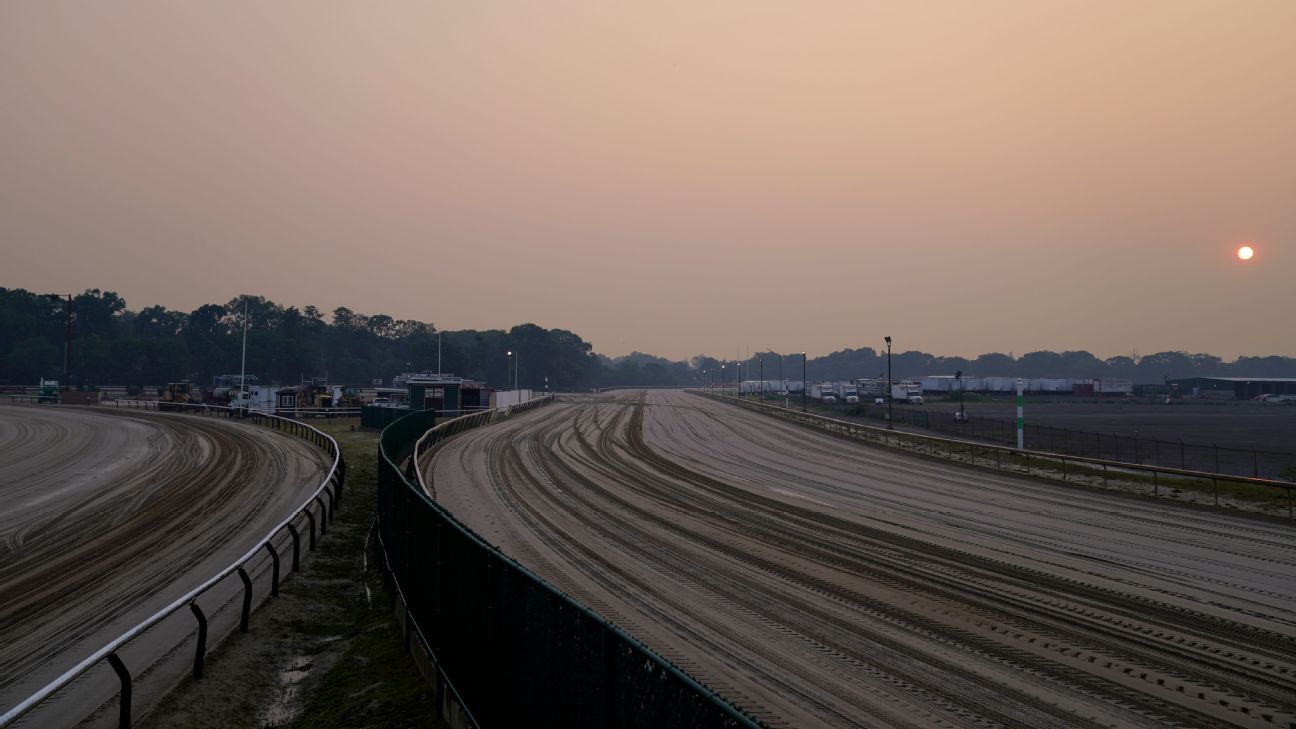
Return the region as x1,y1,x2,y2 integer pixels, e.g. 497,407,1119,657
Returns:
261,637,347,727
261,657,314,728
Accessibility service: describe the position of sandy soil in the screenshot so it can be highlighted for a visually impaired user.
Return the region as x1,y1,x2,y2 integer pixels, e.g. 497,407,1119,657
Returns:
425,390,1296,728
0,404,328,725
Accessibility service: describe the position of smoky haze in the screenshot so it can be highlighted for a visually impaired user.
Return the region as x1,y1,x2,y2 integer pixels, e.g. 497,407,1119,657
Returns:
1,1,1292,360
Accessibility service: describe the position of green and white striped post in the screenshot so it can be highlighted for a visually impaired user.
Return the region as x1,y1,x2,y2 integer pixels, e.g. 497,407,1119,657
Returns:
1016,378,1024,450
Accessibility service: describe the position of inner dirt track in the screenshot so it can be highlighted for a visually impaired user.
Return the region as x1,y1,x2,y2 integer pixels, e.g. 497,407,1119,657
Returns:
0,404,328,711
424,389,1296,728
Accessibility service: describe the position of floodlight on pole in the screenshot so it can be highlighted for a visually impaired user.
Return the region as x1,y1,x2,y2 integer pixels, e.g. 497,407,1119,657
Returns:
46,294,73,390
885,336,893,429
801,352,807,412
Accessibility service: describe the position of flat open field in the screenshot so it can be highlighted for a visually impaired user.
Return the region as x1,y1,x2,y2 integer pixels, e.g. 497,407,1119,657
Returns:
425,390,1296,728
922,397,1296,455
0,405,328,725
799,396,1296,479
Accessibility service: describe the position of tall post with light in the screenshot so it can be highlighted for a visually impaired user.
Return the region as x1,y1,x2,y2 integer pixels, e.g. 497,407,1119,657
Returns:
885,336,893,429
507,350,514,399
955,370,966,422
801,351,807,412
721,363,726,395
758,357,763,400
46,294,73,390
1016,377,1025,450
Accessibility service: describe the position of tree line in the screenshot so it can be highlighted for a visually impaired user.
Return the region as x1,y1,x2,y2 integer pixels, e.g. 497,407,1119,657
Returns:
1,288,1292,390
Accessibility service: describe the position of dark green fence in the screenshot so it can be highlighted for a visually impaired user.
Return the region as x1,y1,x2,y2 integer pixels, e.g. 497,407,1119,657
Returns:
362,404,419,430
377,408,763,729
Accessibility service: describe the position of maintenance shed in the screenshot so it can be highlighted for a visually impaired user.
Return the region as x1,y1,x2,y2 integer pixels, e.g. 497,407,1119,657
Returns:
1167,377,1296,399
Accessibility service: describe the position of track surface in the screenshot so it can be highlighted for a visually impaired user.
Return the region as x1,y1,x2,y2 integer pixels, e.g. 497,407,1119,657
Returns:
0,405,328,710
426,390,1296,728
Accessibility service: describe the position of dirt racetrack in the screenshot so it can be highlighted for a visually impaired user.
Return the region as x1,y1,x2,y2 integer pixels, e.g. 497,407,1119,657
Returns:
425,390,1296,728
0,405,328,719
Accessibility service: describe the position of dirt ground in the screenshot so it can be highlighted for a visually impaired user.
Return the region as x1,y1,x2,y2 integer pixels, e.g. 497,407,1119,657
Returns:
138,422,442,729
918,396,1296,455
426,390,1296,728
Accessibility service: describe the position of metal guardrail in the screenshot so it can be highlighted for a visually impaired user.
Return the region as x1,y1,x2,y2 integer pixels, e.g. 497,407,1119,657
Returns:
377,394,762,728
699,392,1296,518
105,400,360,418
0,405,347,729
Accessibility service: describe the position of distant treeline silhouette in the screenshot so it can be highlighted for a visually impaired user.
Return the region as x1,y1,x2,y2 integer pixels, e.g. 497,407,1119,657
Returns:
2,288,1292,390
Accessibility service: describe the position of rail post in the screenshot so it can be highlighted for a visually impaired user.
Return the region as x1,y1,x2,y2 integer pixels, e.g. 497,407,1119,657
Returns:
305,508,317,549
315,495,329,533
106,652,132,729
238,567,253,633
190,602,208,679
287,523,301,570
1102,463,1108,488
266,543,280,597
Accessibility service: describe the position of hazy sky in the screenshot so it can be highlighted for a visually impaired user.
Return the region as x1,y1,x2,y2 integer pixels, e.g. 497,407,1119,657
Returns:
2,2,1292,360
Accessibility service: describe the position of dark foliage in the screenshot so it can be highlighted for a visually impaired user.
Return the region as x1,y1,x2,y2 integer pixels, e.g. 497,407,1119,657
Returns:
2,288,1292,388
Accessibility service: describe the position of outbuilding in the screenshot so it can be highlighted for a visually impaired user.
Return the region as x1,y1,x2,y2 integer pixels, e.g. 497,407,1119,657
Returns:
1167,377,1296,399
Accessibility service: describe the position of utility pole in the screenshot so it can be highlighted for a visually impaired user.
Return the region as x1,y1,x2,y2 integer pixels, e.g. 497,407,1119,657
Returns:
239,297,249,404
801,352,807,412
758,357,763,400
885,336,893,429
437,330,442,376
45,294,74,390
1016,378,1025,450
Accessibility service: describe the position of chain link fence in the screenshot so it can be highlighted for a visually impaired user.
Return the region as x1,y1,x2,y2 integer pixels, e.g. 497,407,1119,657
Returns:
823,402,1296,480
376,402,763,729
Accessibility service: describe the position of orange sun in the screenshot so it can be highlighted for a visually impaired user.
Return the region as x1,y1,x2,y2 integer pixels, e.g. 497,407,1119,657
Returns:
1237,245,1254,261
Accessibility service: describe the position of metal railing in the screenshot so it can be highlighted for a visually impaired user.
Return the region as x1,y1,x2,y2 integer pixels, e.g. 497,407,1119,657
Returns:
0,405,347,729
826,399,1296,480
104,400,360,419
377,395,762,728
698,392,1296,518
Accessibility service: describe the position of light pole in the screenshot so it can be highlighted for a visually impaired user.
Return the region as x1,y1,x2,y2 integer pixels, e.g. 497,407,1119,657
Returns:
780,353,786,408
955,369,966,422
885,336,893,429
507,350,514,395
758,357,764,400
720,363,726,395
46,294,73,390
801,351,807,412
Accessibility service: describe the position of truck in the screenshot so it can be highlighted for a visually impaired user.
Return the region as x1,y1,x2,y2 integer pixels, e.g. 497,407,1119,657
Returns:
834,383,859,403
892,381,924,405
38,379,59,403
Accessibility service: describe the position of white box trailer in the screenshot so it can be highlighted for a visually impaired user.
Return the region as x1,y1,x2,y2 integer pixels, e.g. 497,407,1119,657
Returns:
854,378,885,396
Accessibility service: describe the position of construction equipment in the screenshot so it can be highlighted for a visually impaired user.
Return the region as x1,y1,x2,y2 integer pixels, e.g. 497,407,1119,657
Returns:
160,382,194,410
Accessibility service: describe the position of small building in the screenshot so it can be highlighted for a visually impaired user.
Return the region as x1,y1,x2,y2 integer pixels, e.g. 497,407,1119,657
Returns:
395,372,487,414
276,387,300,410
1166,377,1296,399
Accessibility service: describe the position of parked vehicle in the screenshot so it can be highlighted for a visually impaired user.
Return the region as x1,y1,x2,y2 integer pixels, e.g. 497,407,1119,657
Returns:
892,383,923,404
